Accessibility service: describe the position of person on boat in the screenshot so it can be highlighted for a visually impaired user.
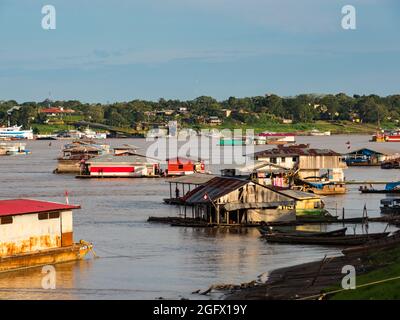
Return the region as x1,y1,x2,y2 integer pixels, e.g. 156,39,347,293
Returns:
175,187,180,198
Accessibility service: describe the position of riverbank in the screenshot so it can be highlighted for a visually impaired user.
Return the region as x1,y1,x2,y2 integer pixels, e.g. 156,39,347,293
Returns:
31,120,383,135
224,242,400,300
211,120,381,135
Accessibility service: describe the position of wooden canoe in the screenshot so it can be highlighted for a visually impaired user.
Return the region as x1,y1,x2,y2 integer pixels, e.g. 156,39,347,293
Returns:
259,227,347,238
263,232,390,246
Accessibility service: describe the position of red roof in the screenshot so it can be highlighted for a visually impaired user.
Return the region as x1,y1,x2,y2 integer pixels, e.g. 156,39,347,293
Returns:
0,199,80,217
39,107,75,114
166,157,200,164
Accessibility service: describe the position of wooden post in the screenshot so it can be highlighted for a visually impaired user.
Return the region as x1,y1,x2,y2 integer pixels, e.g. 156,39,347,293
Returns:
237,210,240,224
183,183,185,195
216,205,220,225
342,207,345,227
169,182,172,199
184,205,187,219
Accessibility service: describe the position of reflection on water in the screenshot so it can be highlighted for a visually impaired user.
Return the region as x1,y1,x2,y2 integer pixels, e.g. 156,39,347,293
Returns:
0,136,397,299
0,260,93,299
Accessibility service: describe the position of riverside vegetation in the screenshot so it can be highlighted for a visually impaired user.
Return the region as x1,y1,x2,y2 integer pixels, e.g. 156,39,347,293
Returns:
1,93,400,134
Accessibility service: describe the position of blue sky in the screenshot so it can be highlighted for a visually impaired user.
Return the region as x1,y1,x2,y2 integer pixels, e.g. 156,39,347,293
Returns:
0,0,399,102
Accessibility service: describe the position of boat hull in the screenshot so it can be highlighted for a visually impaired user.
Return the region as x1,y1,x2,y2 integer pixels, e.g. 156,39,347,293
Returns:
311,187,346,195
0,243,92,273
263,233,389,246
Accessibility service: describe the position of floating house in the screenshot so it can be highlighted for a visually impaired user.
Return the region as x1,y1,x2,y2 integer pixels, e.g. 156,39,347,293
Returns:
81,154,161,178
164,173,216,204
55,140,110,173
343,147,400,166
274,189,326,216
166,157,206,176
181,177,295,224
252,132,296,145
0,199,92,272
113,144,140,156
252,144,347,182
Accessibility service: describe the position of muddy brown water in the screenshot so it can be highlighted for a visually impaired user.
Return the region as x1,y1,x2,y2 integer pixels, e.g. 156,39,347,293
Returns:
0,135,398,299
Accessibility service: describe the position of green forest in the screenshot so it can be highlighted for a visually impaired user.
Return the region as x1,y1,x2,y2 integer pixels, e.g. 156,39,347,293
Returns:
1,93,399,133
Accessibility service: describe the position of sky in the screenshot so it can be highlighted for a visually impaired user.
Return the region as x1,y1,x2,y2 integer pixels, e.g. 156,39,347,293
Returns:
0,0,399,103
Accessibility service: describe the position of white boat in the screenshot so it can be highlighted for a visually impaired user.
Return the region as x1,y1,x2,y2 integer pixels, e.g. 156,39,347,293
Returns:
310,129,331,136
0,125,33,140
81,128,107,139
0,142,30,155
253,132,296,145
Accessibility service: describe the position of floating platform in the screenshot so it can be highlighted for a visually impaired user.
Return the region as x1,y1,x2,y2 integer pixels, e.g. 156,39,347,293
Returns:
0,242,92,273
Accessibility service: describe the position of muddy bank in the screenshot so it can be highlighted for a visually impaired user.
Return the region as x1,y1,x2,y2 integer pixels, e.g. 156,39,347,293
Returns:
225,239,400,300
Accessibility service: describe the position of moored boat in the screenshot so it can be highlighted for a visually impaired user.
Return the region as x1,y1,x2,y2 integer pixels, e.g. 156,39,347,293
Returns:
380,198,400,215
360,182,400,194
311,184,346,195
309,129,331,136
0,125,33,140
262,232,390,246
253,132,296,145
0,142,30,156
0,199,94,273
259,226,347,237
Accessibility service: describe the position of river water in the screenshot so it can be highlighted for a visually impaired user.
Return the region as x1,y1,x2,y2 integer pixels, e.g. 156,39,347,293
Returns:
0,135,399,299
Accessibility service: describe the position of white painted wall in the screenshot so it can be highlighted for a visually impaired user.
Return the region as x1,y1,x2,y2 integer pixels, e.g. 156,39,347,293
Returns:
0,210,72,256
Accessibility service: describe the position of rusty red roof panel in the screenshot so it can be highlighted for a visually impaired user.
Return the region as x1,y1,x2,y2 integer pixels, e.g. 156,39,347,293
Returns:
0,199,80,217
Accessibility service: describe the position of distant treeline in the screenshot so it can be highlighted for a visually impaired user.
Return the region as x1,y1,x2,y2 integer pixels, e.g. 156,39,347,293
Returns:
1,93,399,128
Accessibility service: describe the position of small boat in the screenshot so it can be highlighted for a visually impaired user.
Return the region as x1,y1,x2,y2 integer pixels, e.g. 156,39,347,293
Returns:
380,198,400,215
263,232,390,246
311,184,346,195
253,132,296,145
0,142,30,155
360,181,400,194
218,138,245,146
309,129,331,136
259,226,347,237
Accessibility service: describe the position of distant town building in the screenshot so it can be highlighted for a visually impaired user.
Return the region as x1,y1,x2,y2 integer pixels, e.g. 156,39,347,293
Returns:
39,107,75,116
207,116,222,126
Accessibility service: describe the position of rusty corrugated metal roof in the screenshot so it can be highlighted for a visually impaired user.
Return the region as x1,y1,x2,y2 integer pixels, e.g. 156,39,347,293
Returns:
184,177,250,204
253,145,341,158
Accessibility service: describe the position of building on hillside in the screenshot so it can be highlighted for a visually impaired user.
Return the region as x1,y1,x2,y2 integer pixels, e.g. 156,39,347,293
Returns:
181,177,295,224
207,116,222,126
0,199,92,272
39,107,75,116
